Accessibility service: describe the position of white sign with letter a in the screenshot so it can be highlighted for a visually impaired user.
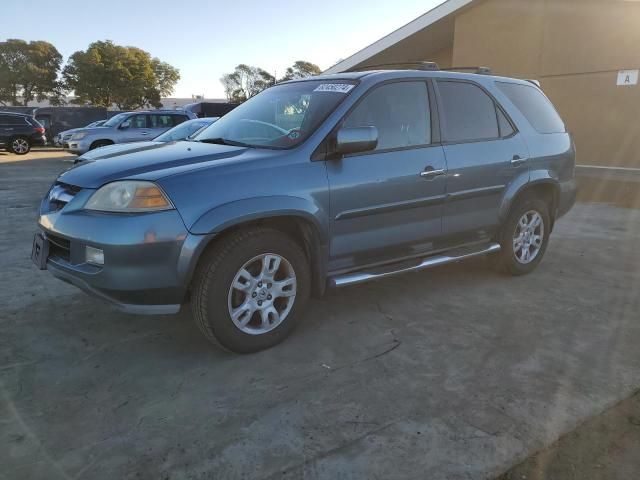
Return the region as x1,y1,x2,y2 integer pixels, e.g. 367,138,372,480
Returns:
617,70,639,86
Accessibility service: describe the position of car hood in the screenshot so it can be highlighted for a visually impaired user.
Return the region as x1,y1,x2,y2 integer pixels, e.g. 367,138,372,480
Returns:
58,141,265,189
77,141,161,161
71,126,112,136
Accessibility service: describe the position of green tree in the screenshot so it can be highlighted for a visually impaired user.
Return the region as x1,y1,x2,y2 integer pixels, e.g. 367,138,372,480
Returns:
220,64,275,103
0,39,63,106
63,40,180,109
279,60,321,82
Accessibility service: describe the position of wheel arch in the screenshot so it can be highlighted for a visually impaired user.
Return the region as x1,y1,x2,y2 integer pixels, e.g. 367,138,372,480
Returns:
499,173,560,230
89,138,115,149
186,200,330,299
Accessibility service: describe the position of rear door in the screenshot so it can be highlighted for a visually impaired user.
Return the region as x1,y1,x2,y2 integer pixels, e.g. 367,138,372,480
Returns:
326,80,447,272
435,79,529,239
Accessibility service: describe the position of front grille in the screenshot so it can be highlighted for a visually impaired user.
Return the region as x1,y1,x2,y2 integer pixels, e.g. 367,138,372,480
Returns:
47,233,71,262
46,182,82,212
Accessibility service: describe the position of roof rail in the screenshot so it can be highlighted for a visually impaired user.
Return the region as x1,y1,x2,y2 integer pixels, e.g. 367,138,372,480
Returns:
444,66,493,75
346,61,440,72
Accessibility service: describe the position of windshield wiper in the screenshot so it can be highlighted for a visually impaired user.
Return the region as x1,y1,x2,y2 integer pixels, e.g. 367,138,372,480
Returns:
197,137,252,148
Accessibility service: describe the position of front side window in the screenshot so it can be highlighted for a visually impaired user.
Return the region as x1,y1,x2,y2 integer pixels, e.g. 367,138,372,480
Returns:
194,80,354,149
343,81,431,151
131,115,148,129
438,81,500,142
497,82,565,134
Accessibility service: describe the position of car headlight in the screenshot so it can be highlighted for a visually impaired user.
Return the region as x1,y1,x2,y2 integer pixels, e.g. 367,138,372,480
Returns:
85,181,174,212
70,132,87,140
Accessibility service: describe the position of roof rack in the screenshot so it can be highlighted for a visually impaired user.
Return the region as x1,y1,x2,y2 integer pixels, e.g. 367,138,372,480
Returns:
444,66,493,75
346,61,440,72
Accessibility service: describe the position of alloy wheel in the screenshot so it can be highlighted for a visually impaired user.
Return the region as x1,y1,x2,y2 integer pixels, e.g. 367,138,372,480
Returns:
12,138,29,154
227,253,297,335
513,210,544,264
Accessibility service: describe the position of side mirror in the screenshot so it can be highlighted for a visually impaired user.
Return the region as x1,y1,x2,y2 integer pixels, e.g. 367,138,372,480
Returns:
119,120,131,130
335,126,378,155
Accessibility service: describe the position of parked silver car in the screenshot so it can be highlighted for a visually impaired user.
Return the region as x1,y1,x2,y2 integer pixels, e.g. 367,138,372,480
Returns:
55,120,107,147
64,110,196,155
74,117,218,164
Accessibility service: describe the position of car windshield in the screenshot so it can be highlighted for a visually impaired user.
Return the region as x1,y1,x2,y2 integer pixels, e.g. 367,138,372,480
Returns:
193,80,356,149
154,119,215,142
102,113,130,128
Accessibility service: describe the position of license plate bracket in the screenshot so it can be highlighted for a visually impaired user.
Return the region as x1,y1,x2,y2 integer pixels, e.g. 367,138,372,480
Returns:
31,232,49,270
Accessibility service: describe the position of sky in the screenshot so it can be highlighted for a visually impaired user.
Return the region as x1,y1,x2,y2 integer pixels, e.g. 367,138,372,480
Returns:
2,0,445,99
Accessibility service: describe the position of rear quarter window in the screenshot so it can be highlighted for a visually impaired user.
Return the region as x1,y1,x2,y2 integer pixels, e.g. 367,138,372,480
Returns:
497,82,565,134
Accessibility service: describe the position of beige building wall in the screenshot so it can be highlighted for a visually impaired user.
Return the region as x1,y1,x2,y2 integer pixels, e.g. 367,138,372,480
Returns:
452,0,640,167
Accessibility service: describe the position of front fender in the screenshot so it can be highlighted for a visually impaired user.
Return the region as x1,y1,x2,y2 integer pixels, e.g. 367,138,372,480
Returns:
498,169,559,221
189,195,330,244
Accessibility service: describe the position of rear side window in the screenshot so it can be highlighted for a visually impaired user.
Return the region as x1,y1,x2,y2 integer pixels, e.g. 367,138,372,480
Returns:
0,115,27,126
171,114,188,126
437,81,500,142
149,114,174,128
497,82,565,134
344,81,431,151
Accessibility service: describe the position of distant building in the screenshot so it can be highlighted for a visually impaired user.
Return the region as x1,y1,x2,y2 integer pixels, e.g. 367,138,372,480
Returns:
326,0,640,168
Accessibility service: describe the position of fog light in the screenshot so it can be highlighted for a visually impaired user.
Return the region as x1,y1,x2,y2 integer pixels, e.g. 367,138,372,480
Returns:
85,246,104,265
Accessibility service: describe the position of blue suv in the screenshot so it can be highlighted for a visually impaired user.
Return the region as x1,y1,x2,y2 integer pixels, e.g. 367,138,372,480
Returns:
33,66,576,353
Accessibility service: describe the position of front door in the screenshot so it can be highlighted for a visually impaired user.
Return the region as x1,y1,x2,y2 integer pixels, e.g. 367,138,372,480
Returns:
327,81,447,273
121,114,153,142
435,80,530,238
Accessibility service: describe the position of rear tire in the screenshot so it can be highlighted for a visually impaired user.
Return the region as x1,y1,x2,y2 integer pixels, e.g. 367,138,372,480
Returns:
191,228,311,353
10,137,31,155
89,140,113,150
494,196,551,276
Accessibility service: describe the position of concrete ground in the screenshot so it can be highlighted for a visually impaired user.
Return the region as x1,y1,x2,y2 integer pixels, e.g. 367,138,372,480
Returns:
499,391,640,480
1,152,639,480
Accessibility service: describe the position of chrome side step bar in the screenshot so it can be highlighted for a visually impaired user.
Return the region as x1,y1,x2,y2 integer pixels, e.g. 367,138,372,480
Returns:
329,242,501,288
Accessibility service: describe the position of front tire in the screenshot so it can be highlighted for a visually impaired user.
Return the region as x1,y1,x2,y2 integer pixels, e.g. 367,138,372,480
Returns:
10,137,31,155
191,228,311,353
494,196,551,275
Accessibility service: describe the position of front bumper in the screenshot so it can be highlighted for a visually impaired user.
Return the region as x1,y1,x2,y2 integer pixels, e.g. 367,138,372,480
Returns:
37,189,214,315
65,138,91,155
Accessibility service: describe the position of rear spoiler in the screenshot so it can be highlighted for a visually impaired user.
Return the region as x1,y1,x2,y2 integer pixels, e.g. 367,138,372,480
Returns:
526,79,541,87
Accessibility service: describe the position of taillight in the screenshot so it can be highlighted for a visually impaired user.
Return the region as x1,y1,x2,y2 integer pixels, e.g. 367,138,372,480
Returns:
34,127,45,134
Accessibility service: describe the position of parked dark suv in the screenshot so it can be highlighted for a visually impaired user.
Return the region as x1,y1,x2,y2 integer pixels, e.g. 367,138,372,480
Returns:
32,66,576,353
0,112,47,154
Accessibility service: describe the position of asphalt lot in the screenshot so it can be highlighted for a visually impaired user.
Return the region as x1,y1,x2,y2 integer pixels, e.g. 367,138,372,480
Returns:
1,151,639,480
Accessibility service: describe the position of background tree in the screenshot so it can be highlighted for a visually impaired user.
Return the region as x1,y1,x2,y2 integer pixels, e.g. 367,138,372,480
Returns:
63,40,179,109
279,60,321,82
0,39,63,106
220,64,275,102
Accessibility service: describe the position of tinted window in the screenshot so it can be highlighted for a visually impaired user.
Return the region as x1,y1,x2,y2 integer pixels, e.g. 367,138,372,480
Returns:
438,81,499,142
344,82,430,150
497,108,515,137
497,82,565,134
171,115,188,126
149,114,174,128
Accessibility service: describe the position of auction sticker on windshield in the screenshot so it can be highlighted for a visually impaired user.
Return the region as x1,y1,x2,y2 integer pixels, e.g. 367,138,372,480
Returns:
313,84,355,93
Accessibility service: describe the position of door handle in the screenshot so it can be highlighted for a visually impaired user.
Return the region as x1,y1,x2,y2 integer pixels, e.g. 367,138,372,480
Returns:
140,131,150,136
420,168,446,179
511,155,528,166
